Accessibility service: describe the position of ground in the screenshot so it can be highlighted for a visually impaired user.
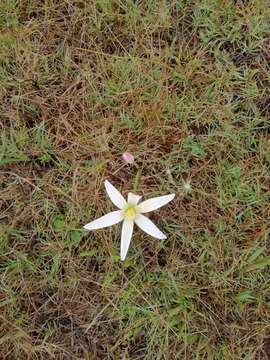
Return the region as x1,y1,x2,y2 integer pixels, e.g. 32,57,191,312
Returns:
1,0,270,359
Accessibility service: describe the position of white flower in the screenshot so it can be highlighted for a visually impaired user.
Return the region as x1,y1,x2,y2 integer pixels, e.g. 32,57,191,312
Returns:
84,180,175,261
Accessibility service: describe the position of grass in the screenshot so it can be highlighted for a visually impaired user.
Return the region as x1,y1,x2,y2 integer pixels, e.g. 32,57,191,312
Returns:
1,0,270,358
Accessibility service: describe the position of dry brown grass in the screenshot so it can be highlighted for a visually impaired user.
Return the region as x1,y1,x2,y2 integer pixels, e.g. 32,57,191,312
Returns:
1,1,270,359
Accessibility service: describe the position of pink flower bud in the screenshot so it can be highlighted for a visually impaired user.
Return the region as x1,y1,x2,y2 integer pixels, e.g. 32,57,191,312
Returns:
122,152,134,164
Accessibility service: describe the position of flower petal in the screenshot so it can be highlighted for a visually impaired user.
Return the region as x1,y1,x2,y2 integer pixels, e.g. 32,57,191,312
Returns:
137,193,175,213
135,214,166,239
122,152,134,164
104,180,126,209
128,192,142,205
84,210,124,230
120,219,134,261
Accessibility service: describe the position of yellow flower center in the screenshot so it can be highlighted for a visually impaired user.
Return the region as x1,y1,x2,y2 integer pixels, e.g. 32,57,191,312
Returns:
124,204,137,220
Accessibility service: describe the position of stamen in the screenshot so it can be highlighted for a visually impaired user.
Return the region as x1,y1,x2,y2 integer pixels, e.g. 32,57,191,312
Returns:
124,204,137,220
